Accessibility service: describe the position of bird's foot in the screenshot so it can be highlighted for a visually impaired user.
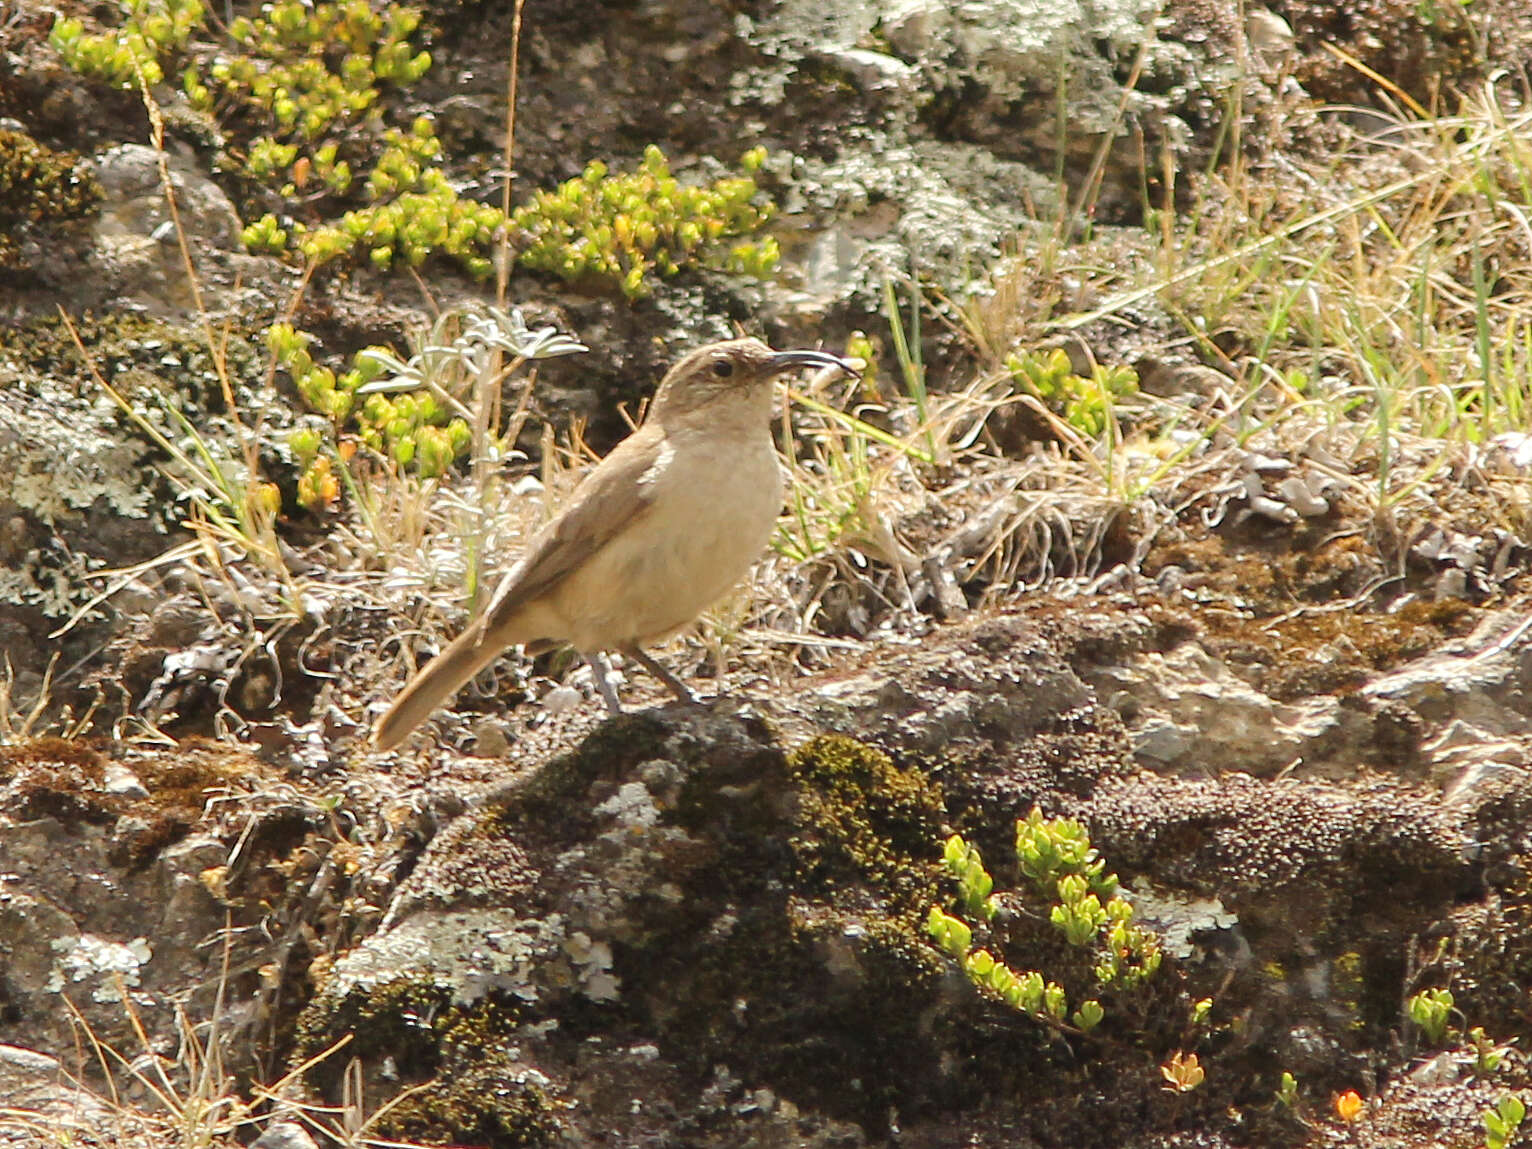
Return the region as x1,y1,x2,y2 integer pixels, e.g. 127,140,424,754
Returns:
582,651,626,714
620,645,701,705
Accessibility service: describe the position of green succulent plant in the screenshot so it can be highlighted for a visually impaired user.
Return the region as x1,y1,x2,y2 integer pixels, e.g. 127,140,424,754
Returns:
51,0,204,89
56,2,782,291
512,145,779,300
1005,347,1139,437
271,306,586,504
927,810,1164,1034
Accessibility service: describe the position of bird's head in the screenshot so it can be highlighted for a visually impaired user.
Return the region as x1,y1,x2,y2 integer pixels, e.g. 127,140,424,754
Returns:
650,338,855,421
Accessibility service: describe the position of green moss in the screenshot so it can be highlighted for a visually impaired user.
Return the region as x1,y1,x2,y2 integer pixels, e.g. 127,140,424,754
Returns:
294,975,559,1147
635,734,953,1122
1332,950,1364,1025
785,733,946,905
382,1066,561,1148
0,129,102,271
0,129,102,226
294,975,452,1072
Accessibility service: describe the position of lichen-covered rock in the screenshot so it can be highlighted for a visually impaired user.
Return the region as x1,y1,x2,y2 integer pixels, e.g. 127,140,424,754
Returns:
298,711,968,1143
0,313,275,618
0,738,297,1063
1,598,1523,1147
301,682,1281,1146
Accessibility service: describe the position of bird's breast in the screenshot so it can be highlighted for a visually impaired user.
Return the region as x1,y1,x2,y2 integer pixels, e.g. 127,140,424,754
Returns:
551,427,784,649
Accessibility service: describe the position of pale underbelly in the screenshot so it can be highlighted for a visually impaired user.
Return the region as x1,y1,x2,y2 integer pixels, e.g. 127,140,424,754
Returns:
544,438,782,651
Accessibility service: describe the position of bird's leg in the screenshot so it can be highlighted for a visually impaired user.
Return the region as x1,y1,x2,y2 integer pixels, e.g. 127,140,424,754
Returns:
582,651,625,714
620,644,699,704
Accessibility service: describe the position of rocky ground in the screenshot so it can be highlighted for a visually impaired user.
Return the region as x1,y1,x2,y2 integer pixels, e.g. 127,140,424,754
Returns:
7,0,1532,1147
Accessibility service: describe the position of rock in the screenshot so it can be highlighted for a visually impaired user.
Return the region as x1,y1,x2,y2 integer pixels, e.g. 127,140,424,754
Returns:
1088,640,1345,776
88,143,242,312
250,1122,321,1149
0,1044,127,1145
298,712,952,1143
882,0,945,57
101,763,149,798
1245,7,1295,74
832,48,918,91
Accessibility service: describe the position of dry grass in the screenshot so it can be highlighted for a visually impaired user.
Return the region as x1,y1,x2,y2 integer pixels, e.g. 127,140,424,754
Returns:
0,986,440,1149
701,75,1532,682
960,79,1532,512
41,32,1532,719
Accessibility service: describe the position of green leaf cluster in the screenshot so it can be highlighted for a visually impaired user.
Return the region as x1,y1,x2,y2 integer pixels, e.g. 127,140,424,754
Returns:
268,321,471,497
219,0,429,130
1004,347,1139,437
926,812,1164,1035
1469,1025,1511,1076
54,0,500,278
50,0,204,89
928,905,1102,1030
941,834,996,921
272,306,585,505
241,211,288,253
206,0,431,210
1406,986,1453,1045
209,0,427,138
250,119,505,277
1016,807,1118,899
1485,1093,1525,1149
511,144,779,299
206,4,495,277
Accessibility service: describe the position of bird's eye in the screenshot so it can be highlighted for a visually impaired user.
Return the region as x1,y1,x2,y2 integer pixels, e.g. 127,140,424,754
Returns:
711,359,735,378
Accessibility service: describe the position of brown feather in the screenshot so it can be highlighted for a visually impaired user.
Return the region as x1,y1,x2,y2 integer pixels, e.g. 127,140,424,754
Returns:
480,424,666,634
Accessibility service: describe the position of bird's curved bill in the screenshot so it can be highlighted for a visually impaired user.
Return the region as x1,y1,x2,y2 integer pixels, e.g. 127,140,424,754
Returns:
767,349,858,377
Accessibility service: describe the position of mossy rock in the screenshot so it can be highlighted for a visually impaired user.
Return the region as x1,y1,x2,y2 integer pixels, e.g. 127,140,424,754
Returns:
294,976,559,1147
0,128,101,274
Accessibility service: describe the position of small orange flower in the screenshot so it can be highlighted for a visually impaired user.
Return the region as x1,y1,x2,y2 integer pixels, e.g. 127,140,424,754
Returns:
298,456,340,509
1161,1051,1205,1093
1334,1090,1364,1122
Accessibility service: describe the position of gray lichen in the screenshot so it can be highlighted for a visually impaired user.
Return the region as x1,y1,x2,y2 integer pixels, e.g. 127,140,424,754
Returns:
730,0,1219,301
0,377,156,523
324,908,567,1007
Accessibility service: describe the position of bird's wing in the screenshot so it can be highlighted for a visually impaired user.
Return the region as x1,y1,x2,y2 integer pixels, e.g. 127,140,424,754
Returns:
481,425,666,629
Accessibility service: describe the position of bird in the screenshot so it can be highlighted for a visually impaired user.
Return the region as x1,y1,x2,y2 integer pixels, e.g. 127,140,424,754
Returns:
372,336,855,750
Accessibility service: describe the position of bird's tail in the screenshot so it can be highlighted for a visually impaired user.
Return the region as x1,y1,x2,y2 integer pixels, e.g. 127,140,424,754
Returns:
372,623,500,751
